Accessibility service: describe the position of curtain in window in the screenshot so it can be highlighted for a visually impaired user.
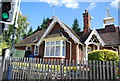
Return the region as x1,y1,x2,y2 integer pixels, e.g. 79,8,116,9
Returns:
46,47,49,56
45,41,65,57
55,46,60,56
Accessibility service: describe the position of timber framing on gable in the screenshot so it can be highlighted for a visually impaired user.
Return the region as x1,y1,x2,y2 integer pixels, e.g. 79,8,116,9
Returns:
85,29,105,46
37,16,81,46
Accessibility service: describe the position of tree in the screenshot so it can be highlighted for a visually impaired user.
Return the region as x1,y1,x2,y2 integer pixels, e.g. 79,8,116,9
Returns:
27,27,33,37
2,13,29,46
16,14,30,41
72,19,81,32
41,17,50,30
33,25,42,34
23,33,27,39
37,25,41,30
33,17,50,33
88,49,119,61
0,35,8,55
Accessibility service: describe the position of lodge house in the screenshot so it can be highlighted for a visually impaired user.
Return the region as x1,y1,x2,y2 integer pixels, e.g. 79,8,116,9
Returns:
15,9,120,60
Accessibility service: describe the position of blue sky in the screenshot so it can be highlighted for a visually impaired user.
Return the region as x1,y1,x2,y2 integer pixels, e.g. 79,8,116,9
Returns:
20,0,119,31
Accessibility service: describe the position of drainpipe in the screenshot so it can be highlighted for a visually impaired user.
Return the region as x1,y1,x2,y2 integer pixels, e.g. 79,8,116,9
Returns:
67,41,84,60
118,46,120,55
67,40,72,60
76,43,80,60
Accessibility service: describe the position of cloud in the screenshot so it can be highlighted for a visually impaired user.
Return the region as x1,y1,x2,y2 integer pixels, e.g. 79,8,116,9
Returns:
87,3,96,10
39,0,79,9
110,0,120,10
61,0,79,8
39,0,60,6
22,0,113,2
64,2,79,8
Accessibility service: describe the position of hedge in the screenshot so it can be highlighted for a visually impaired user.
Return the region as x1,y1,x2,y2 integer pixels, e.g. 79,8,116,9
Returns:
88,49,119,61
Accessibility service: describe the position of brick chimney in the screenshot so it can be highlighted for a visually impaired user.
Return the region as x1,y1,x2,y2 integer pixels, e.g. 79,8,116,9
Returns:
83,9,91,34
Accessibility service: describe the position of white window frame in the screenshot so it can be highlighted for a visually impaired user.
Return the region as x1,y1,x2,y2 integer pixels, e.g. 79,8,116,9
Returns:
34,45,39,55
44,40,66,58
26,46,31,51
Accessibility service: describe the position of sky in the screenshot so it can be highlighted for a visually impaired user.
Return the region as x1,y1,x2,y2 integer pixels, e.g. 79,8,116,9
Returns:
20,0,119,31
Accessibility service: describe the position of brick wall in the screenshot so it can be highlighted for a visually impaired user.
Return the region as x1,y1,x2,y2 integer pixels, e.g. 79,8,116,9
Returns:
83,9,91,34
15,46,26,50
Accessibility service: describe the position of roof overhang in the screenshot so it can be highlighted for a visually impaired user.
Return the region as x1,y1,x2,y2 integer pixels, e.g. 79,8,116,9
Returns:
43,36,67,41
15,44,36,47
37,16,80,46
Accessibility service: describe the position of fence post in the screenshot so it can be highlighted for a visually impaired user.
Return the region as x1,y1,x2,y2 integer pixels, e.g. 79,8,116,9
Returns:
28,58,32,79
60,59,62,79
0,57,5,81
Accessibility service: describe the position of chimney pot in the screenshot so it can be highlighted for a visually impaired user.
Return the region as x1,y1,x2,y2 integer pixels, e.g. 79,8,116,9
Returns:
52,16,55,19
85,9,88,13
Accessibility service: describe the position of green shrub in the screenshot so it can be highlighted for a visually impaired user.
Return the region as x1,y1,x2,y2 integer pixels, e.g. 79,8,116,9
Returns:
88,49,119,61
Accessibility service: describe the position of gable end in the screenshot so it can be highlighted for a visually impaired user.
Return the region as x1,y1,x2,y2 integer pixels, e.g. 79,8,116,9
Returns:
37,16,81,46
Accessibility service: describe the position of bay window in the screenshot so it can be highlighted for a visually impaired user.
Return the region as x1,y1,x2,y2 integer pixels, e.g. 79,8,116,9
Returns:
44,40,66,57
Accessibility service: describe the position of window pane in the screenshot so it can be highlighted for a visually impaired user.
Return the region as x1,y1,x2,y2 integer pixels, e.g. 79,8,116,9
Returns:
50,47,55,56
46,47,50,56
63,41,65,45
56,41,60,45
35,46,38,55
62,46,65,56
27,47,31,51
46,42,50,45
55,46,60,56
51,41,55,45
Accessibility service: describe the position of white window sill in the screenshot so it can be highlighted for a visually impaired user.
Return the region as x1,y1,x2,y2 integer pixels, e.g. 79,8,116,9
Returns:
34,54,39,56
44,56,65,58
